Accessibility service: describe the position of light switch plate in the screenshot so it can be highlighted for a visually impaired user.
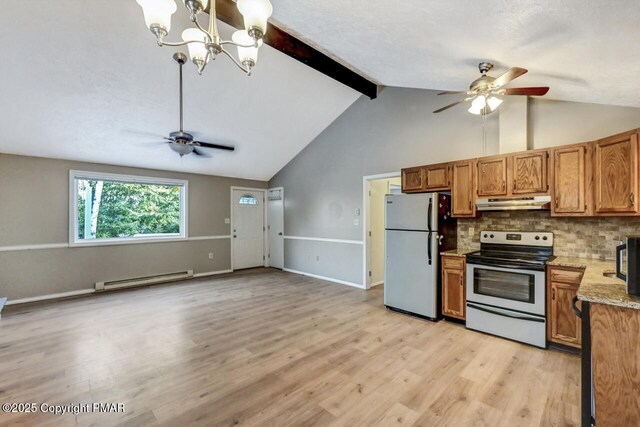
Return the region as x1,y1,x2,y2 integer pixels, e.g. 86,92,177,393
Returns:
468,227,475,236
355,208,360,216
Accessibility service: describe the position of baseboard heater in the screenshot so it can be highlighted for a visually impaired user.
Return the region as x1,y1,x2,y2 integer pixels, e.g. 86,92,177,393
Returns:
95,270,194,292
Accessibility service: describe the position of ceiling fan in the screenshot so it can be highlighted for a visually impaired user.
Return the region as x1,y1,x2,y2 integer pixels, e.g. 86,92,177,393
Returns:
160,52,236,157
433,62,549,115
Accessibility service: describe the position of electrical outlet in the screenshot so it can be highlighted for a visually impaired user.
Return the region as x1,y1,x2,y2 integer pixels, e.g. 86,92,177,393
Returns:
224,218,230,224
468,227,475,236
208,253,214,260
353,219,359,226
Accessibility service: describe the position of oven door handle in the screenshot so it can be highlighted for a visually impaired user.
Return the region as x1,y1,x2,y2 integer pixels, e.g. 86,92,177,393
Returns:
466,259,546,271
467,302,545,323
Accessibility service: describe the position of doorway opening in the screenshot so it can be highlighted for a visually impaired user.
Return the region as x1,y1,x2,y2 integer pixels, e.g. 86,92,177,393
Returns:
363,172,402,289
231,187,267,271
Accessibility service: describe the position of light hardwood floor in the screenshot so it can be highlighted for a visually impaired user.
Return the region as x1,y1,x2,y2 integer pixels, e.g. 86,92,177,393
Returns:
0,268,580,426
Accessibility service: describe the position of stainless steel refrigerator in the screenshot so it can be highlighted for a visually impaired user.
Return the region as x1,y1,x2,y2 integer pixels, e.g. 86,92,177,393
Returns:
384,192,456,320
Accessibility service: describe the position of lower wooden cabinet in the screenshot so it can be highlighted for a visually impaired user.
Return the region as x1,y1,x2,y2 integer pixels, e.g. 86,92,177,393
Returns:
547,266,584,348
442,255,466,320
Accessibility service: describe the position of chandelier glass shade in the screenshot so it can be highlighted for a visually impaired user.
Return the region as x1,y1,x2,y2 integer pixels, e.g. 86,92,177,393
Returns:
136,0,273,75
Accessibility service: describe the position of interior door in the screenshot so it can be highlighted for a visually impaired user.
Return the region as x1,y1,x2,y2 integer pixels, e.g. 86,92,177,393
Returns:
267,188,284,269
233,189,265,270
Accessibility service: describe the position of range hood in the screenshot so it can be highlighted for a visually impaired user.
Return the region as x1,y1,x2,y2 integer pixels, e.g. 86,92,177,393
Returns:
476,196,551,211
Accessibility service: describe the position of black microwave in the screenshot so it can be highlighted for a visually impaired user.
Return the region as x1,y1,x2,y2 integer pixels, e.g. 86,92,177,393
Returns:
616,237,640,296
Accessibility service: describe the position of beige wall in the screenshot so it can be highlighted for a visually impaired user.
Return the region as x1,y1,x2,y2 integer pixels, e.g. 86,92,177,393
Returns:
0,154,266,301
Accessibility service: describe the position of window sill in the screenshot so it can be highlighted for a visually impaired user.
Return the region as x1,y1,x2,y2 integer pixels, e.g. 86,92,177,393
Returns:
69,235,187,248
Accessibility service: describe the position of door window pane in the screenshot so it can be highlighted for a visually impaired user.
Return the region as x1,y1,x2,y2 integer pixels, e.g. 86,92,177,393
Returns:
239,194,258,205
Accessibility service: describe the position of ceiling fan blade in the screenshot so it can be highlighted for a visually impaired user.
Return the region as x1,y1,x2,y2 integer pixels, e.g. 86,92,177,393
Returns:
163,137,176,143
492,67,528,88
501,87,550,96
433,99,467,114
193,148,212,157
193,141,235,151
437,90,469,96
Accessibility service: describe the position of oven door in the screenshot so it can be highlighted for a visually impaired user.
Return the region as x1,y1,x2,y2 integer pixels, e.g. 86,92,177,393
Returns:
466,263,545,316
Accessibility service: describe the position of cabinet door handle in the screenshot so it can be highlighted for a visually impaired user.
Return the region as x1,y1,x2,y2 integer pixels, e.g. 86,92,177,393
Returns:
552,288,555,300
502,181,506,191
460,276,463,286
468,200,471,211
555,198,559,209
631,192,635,206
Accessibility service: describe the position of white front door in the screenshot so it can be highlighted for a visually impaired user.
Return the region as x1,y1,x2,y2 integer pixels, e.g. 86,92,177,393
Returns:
267,188,284,269
232,189,265,270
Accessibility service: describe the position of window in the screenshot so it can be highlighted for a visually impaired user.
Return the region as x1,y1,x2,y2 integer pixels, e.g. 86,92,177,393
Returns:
70,171,188,246
239,194,258,205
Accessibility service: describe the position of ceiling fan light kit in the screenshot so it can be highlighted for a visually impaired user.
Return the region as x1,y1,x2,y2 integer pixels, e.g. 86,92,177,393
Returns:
136,0,273,76
434,62,550,115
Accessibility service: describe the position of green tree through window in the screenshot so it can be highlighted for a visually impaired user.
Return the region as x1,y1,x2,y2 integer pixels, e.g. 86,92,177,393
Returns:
77,179,182,240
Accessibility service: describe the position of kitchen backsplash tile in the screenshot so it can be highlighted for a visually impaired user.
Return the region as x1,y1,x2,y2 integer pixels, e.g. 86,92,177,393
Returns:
457,211,640,260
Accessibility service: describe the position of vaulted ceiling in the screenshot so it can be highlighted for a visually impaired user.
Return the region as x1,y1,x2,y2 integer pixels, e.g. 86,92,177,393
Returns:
272,0,640,108
0,1,360,181
1,1,639,181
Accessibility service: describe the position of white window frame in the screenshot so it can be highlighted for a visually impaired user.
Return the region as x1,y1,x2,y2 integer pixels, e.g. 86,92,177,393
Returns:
69,170,188,247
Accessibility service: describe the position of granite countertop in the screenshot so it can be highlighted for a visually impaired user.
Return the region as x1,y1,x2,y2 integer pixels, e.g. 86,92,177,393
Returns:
549,257,640,310
441,249,475,257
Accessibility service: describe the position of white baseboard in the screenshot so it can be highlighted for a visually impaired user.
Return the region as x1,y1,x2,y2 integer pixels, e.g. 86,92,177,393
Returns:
6,269,234,306
283,268,365,289
6,289,95,306
369,280,384,288
193,269,233,278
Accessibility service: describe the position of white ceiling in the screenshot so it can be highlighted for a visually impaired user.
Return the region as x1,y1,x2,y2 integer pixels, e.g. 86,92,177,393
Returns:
0,1,359,181
271,0,640,108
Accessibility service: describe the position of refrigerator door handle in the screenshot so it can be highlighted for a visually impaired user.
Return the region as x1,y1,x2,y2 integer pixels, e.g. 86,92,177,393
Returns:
427,231,432,265
427,197,433,231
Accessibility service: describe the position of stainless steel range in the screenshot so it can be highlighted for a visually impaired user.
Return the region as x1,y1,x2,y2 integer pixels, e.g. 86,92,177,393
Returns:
465,231,554,348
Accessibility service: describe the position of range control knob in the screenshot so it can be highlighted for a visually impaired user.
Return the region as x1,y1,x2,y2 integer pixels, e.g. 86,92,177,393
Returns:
489,234,494,238
543,236,548,241
535,236,540,240
483,233,488,238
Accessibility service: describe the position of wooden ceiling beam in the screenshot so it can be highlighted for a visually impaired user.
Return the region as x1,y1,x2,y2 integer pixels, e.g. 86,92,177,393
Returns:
211,0,380,99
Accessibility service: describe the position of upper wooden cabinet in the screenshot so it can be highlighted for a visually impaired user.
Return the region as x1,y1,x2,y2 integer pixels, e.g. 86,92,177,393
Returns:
511,150,548,195
594,130,639,215
451,160,476,218
401,166,426,193
552,143,593,216
424,163,451,190
477,156,507,196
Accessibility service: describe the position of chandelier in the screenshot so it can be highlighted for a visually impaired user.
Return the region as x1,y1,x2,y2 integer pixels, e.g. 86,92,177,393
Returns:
136,0,273,75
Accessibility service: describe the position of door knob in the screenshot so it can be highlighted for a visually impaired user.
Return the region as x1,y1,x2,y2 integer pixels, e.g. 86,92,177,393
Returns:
278,232,283,236
233,235,237,238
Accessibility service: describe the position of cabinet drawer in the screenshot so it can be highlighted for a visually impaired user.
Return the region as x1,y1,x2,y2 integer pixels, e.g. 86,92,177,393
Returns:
549,267,584,285
442,256,465,270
